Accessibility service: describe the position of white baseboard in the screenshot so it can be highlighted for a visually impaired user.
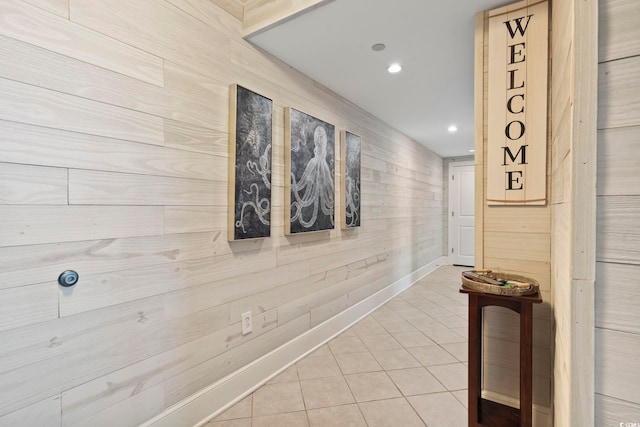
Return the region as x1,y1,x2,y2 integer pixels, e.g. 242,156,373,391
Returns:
140,256,448,427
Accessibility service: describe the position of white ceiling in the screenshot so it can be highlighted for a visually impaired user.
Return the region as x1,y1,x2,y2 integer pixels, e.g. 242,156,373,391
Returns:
247,0,510,158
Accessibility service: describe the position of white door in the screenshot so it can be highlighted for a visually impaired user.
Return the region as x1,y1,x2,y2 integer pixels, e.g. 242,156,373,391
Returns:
448,161,475,266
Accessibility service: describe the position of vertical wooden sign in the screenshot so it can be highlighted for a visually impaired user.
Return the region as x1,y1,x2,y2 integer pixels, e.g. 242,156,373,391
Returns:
487,0,548,205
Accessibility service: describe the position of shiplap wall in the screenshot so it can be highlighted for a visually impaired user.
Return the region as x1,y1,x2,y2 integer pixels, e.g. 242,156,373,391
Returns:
550,0,599,424
0,1,444,425
475,2,553,425
596,0,640,424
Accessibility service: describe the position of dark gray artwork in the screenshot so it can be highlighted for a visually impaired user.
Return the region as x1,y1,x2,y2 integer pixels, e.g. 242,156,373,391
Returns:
287,108,335,234
343,131,361,228
229,85,272,241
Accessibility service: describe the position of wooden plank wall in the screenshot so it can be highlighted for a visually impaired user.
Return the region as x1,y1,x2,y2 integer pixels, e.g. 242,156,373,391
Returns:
242,0,328,36
596,0,640,424
0,1,444,425
475,2,553,425
550,0,598,424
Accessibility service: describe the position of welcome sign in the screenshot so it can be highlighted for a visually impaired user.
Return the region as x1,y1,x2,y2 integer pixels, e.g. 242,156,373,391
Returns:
487,0,548,205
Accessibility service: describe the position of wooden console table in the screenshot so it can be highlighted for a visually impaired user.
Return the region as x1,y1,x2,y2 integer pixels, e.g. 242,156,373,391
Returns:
460,287,543,427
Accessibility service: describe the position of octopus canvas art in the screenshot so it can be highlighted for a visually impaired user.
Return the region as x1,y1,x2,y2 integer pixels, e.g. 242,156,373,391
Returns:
342,131,361,228
228,85,273,241
285,108,335,234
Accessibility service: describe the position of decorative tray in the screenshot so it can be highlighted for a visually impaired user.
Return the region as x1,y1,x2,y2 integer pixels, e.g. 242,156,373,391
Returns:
461,270,539,296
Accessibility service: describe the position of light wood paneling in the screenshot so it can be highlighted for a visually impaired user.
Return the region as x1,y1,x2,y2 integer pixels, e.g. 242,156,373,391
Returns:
243,0,327,36
68,170,226,206
22,0,68,18
0,120,224,181
598,56,640,130
0,206,164,247
596,262,640,334
0,396,60,427
596,195,640,263
0,232,230,290
595,328,640,405
0,162,67,205
70,0,231,81
484,231,550,262
0,78,164,146
66,384,165,427
597,1,640,424
476,4,554,423
0,283,58,332
208,0,244,21
0,0,163,85
599,0,640,62
595,394,640,427
0,0,446,424
597,126,640,196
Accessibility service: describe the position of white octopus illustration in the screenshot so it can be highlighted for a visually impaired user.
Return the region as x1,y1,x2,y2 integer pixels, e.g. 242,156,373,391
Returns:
233,87,272,238
343,132,361,228
291,126,335,229
344,174,360,227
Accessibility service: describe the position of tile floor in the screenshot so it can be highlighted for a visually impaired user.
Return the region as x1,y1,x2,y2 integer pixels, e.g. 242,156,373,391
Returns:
206,266,469,427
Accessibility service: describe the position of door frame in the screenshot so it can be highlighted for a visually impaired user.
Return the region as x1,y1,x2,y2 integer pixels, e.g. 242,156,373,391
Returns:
448,160,475,266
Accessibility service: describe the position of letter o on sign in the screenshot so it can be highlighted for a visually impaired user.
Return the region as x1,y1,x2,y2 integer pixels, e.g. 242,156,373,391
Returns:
505,120,525,140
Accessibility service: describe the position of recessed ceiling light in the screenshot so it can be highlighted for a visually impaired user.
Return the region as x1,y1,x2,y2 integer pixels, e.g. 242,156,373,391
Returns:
448,125,458,133
469,149,475,153
371,43,386,52
387,63,402,74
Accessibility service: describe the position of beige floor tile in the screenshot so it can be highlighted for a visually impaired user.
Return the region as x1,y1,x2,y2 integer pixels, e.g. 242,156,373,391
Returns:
296,355,341,380
358,333,403,351
344,372,401,402
379,318,417,333
392,331,436,348
213,395,252,421
307,404,367,427
328,336,368,354
387,367,447,396
422,328,466,345
435,315,468,329
307,344,332,358
359,397,426,427
334,351,383,374
269,365,299,384
205,418,251,427
396,308,430,321
451,389,468,408
408,345,458,366
441,342,468,362
372,348,422,370
407,316,448,332
427,363,468,391
252,382,305,416
300,376,355,409
451,326,468,339
408,392,467,427
338,328,358,337
252,411,309,427
351,317,387,336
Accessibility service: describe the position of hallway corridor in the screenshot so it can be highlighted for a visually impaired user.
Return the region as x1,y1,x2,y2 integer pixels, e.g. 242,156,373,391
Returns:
207,266,468,427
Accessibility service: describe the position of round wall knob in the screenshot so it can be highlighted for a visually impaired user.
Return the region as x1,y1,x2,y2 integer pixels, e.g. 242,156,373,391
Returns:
58,270,79,287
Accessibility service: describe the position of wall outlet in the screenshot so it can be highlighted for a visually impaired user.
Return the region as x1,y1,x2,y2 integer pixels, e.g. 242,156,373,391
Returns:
241,311,252,335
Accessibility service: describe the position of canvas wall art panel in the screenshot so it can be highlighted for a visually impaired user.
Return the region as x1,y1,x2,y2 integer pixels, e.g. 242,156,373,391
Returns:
228,84,273,241
341,131,361,228
285,107,335,234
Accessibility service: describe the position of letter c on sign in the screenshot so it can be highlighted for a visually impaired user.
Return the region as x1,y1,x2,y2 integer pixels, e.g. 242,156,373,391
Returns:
507,94,525,114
